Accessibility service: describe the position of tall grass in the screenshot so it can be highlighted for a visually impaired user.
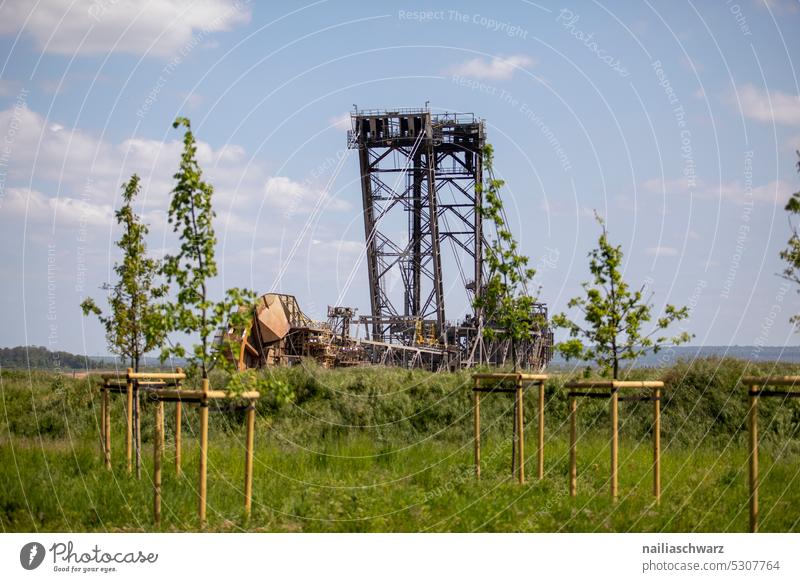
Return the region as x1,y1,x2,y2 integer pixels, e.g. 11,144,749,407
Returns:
1,357,799,532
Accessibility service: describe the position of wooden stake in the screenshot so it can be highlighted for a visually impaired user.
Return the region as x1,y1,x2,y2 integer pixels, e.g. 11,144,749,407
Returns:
100,383,106,460
175,402,182,476
159,399,165,459
103,386,111,470
474,384,481,480
516,378,524,484
154,399,163,528
569,397,577,497
199,376,209,526
610,387,619,500
244,403,255,517
135,390,141,480
175,368,182,476
749,387,759,533
537,381,545,480
653,386,661,502
126,371,133,474
129,367,142,480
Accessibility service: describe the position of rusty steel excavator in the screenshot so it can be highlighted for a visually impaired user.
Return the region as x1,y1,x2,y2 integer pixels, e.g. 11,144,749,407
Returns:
220,108,553,372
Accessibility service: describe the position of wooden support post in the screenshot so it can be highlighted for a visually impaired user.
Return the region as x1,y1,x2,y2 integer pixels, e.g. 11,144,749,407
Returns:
100,383,106,460
653,386,661,502
610,387,619,500
126,372,133,474
537,381,545,480
100,382,106,447
569,397,577,497
199,376,209,526
159,399,165,460
174,402,182,476
128,368,142,480
135,388,141,479
474,383,481,481
103,386,111,470
244,403,255,517
749,387,759,533
516,377,524,484
154,399,163,528
175,368,182,476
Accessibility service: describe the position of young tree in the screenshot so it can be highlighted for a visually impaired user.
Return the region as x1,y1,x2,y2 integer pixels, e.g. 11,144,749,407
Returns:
552,213,692,379
780,151,800,326
473,144,541,371
472,144,544,476
161,117,254,379
80,174,167,372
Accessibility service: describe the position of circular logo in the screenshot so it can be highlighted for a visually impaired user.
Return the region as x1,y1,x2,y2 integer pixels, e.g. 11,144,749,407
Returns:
20,542,46,570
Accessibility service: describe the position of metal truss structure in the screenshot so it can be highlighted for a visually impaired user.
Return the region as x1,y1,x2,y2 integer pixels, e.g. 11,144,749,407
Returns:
348,108,484,346
348,107,552,369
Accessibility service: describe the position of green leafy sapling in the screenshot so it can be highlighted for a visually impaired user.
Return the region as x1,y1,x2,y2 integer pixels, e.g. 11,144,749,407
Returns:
80,174,168,372
552,212,692,379
161,117,255,379
779,151,800,326
473,144,542,371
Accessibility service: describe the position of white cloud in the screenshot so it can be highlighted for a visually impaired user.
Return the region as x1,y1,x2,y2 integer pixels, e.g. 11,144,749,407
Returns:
446,54,534,80
311,239,362,255
1,187,114,227
751,180,796,204
644,246,678,257
0,79,22,97
179,92,205,110
0,105,262,214
264,176,350,213
737,84,800,126
642,176,794,205
329,113,352,132
0,104,355,245
0,0,251,57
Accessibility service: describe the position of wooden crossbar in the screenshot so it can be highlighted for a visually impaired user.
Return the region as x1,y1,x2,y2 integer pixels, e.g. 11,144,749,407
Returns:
568,391,610,398
471,372,548,381
742,376,800,388
564,380,664,389
128,372,187,380
148,389,260,402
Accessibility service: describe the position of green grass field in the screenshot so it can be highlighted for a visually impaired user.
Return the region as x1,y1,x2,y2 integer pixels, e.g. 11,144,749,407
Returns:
2,358,800,532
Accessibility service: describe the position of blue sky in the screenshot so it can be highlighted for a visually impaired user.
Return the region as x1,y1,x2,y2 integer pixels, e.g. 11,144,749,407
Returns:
1,0,799,356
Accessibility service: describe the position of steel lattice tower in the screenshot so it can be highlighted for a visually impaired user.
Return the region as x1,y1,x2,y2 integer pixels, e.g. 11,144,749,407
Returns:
348,108,486,347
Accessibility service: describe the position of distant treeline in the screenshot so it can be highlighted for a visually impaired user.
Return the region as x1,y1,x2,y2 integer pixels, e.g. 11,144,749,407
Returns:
0,346,106,370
